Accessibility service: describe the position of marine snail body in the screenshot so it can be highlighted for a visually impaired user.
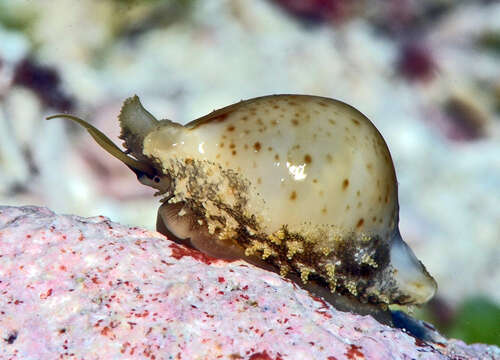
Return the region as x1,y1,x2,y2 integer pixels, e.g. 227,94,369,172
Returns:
48,94,436,316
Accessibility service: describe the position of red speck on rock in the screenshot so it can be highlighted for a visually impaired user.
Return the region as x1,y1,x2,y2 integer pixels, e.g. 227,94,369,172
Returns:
328,357,338,360
218,277,225,283
101,326,111,336
345,344,364,359
311,295,333,316
248,351,280,360
168,243,219,265
40,288,53,299
316,310,332,319
121,341,131,354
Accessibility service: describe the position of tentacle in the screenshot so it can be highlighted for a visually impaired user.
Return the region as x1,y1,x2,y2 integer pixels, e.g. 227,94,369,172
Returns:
46,114,155,176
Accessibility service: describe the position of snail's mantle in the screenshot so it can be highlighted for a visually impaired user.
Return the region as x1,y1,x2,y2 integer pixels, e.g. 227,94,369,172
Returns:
0,206,498,360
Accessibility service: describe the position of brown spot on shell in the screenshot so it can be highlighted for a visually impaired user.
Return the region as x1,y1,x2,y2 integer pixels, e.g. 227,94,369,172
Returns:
342,179,349,190
356,218,364,228
326,154,333,163
274,154,280,161
304,154,312,164
229,143,236,149
290,191,297,200
227,125,235,132
292,119,299,126
254,142,261,151
232,150,237,155
351,118,360,126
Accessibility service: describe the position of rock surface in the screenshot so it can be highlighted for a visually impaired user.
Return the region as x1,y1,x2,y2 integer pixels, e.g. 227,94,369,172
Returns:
0,206,498,359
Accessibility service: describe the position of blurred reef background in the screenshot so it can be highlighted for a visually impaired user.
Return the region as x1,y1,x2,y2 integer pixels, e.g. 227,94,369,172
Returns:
0,0,499,346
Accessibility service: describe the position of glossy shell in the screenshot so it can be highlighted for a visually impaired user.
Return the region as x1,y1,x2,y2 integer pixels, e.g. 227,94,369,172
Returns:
147,96,397,239
121,95,436,306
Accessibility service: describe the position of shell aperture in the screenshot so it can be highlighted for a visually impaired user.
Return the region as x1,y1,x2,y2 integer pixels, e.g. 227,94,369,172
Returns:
48,94,437,310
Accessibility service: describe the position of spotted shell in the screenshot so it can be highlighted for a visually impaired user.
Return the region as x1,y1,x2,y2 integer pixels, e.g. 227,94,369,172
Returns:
49,94,437,310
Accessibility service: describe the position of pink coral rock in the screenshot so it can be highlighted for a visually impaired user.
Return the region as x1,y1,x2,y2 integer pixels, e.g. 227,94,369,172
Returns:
1,206,499,359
